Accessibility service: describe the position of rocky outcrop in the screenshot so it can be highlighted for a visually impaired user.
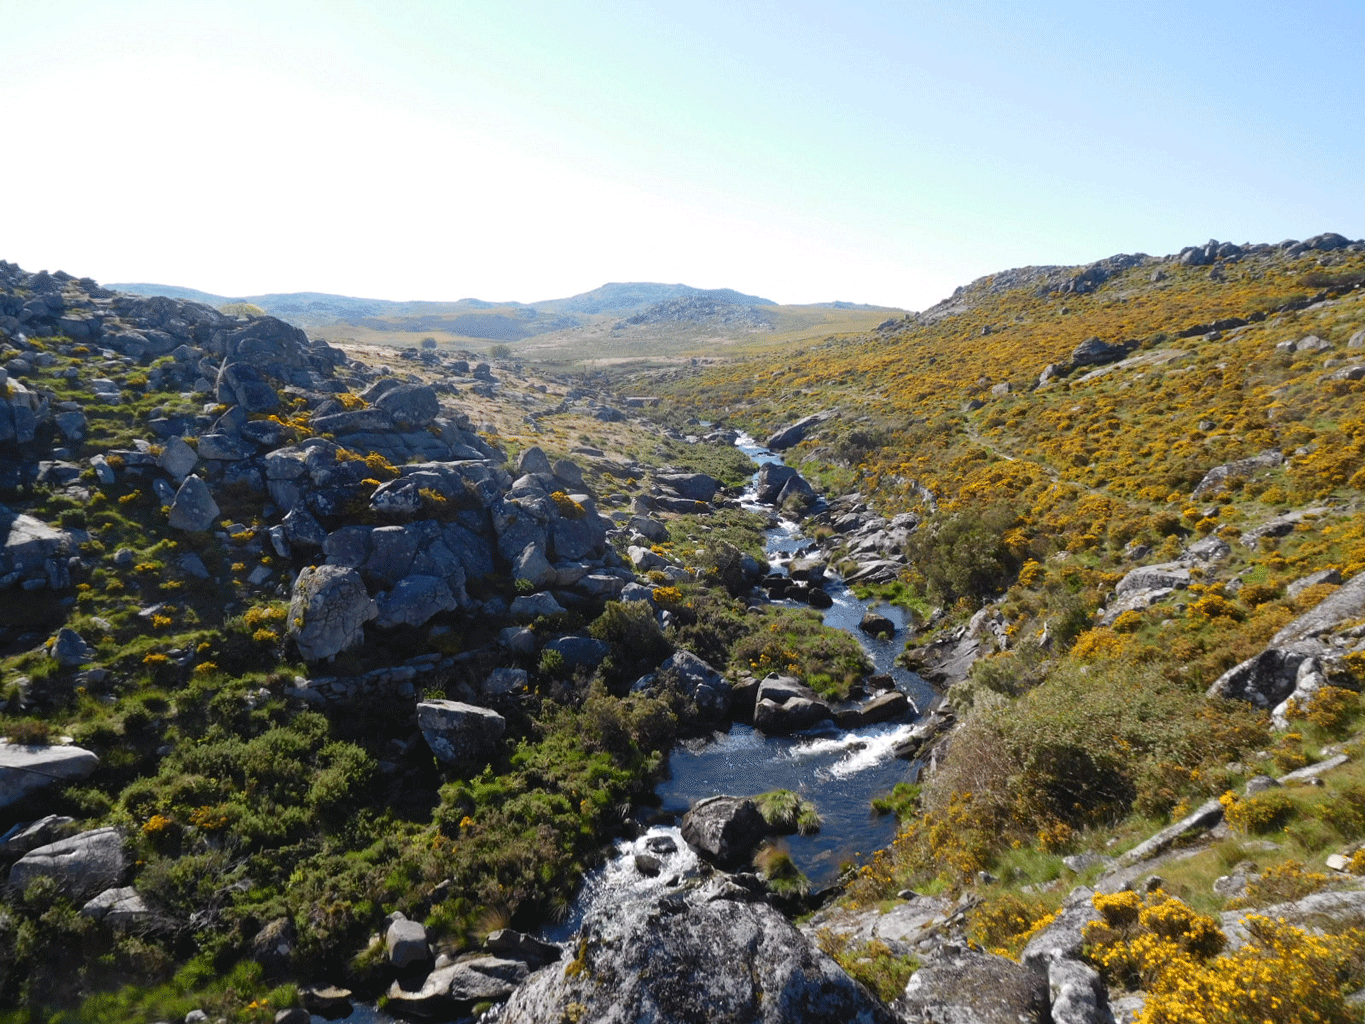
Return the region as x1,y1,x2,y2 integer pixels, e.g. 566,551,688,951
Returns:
765,412,834,451
1190,450,1283,499
0,508,76,591
497,875,896,1024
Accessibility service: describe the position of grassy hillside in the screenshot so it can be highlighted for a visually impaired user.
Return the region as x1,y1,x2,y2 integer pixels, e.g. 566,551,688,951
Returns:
645,236,1365,868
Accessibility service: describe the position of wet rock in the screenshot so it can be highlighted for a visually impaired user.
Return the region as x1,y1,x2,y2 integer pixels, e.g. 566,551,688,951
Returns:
836,690,911,729
753,675,831,734
485,928,560,966
859,610,896,639
755,463,815,507
497,876,895,1024
388,956,530,1009
680,796,768,868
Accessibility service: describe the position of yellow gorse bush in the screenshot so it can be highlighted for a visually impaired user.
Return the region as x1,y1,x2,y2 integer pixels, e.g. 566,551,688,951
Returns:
1085,889,1364,1024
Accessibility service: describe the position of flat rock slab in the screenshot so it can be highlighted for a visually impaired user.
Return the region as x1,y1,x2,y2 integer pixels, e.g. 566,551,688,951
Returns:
0,741,99,809
9,826,127,899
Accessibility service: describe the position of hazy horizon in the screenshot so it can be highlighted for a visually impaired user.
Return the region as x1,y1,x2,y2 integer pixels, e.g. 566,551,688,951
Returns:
4,0,1363,310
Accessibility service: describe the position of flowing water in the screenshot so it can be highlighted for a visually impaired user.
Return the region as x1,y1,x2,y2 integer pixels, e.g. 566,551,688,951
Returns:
573,433,933,915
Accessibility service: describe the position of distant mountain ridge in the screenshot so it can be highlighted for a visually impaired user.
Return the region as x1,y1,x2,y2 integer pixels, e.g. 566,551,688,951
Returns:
108,280,779,329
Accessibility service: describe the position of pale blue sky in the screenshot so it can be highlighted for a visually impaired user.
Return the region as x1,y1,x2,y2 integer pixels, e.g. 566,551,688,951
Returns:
3,0,1362,309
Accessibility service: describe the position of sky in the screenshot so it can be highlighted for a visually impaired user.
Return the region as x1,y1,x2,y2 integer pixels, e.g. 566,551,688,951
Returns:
2,0,1363,311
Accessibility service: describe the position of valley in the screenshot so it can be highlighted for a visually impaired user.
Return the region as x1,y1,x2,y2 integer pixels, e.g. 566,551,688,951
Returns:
3,234,1365,1024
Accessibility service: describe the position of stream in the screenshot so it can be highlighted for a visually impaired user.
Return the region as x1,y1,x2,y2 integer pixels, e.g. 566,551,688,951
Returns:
554,432,932,923
319,434,930,1023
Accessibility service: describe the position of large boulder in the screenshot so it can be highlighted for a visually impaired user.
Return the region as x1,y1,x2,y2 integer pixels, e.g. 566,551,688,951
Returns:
0,742,99,809
8,827,127,899
497,877,896,1024
375,384,440,429
287,565,377,662
680,796,768,868
1069,336,1126,367
385,916,431,968
765,412,833,452
416,700,506,766
752,675,830,735
755,463,816,507
656,472,719,503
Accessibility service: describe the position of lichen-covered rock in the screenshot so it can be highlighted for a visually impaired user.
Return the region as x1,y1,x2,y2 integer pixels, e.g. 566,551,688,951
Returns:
497,878,895,1024
374,383,440,429
374,574,459,629
287,565,377,662
893,946,1049,1024
167,474,221,532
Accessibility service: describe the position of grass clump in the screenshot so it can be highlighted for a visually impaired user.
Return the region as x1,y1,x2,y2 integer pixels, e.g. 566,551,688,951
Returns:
752,788,821,835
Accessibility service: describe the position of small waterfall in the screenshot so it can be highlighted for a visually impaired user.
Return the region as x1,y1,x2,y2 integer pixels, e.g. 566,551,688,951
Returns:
542,827,702,943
